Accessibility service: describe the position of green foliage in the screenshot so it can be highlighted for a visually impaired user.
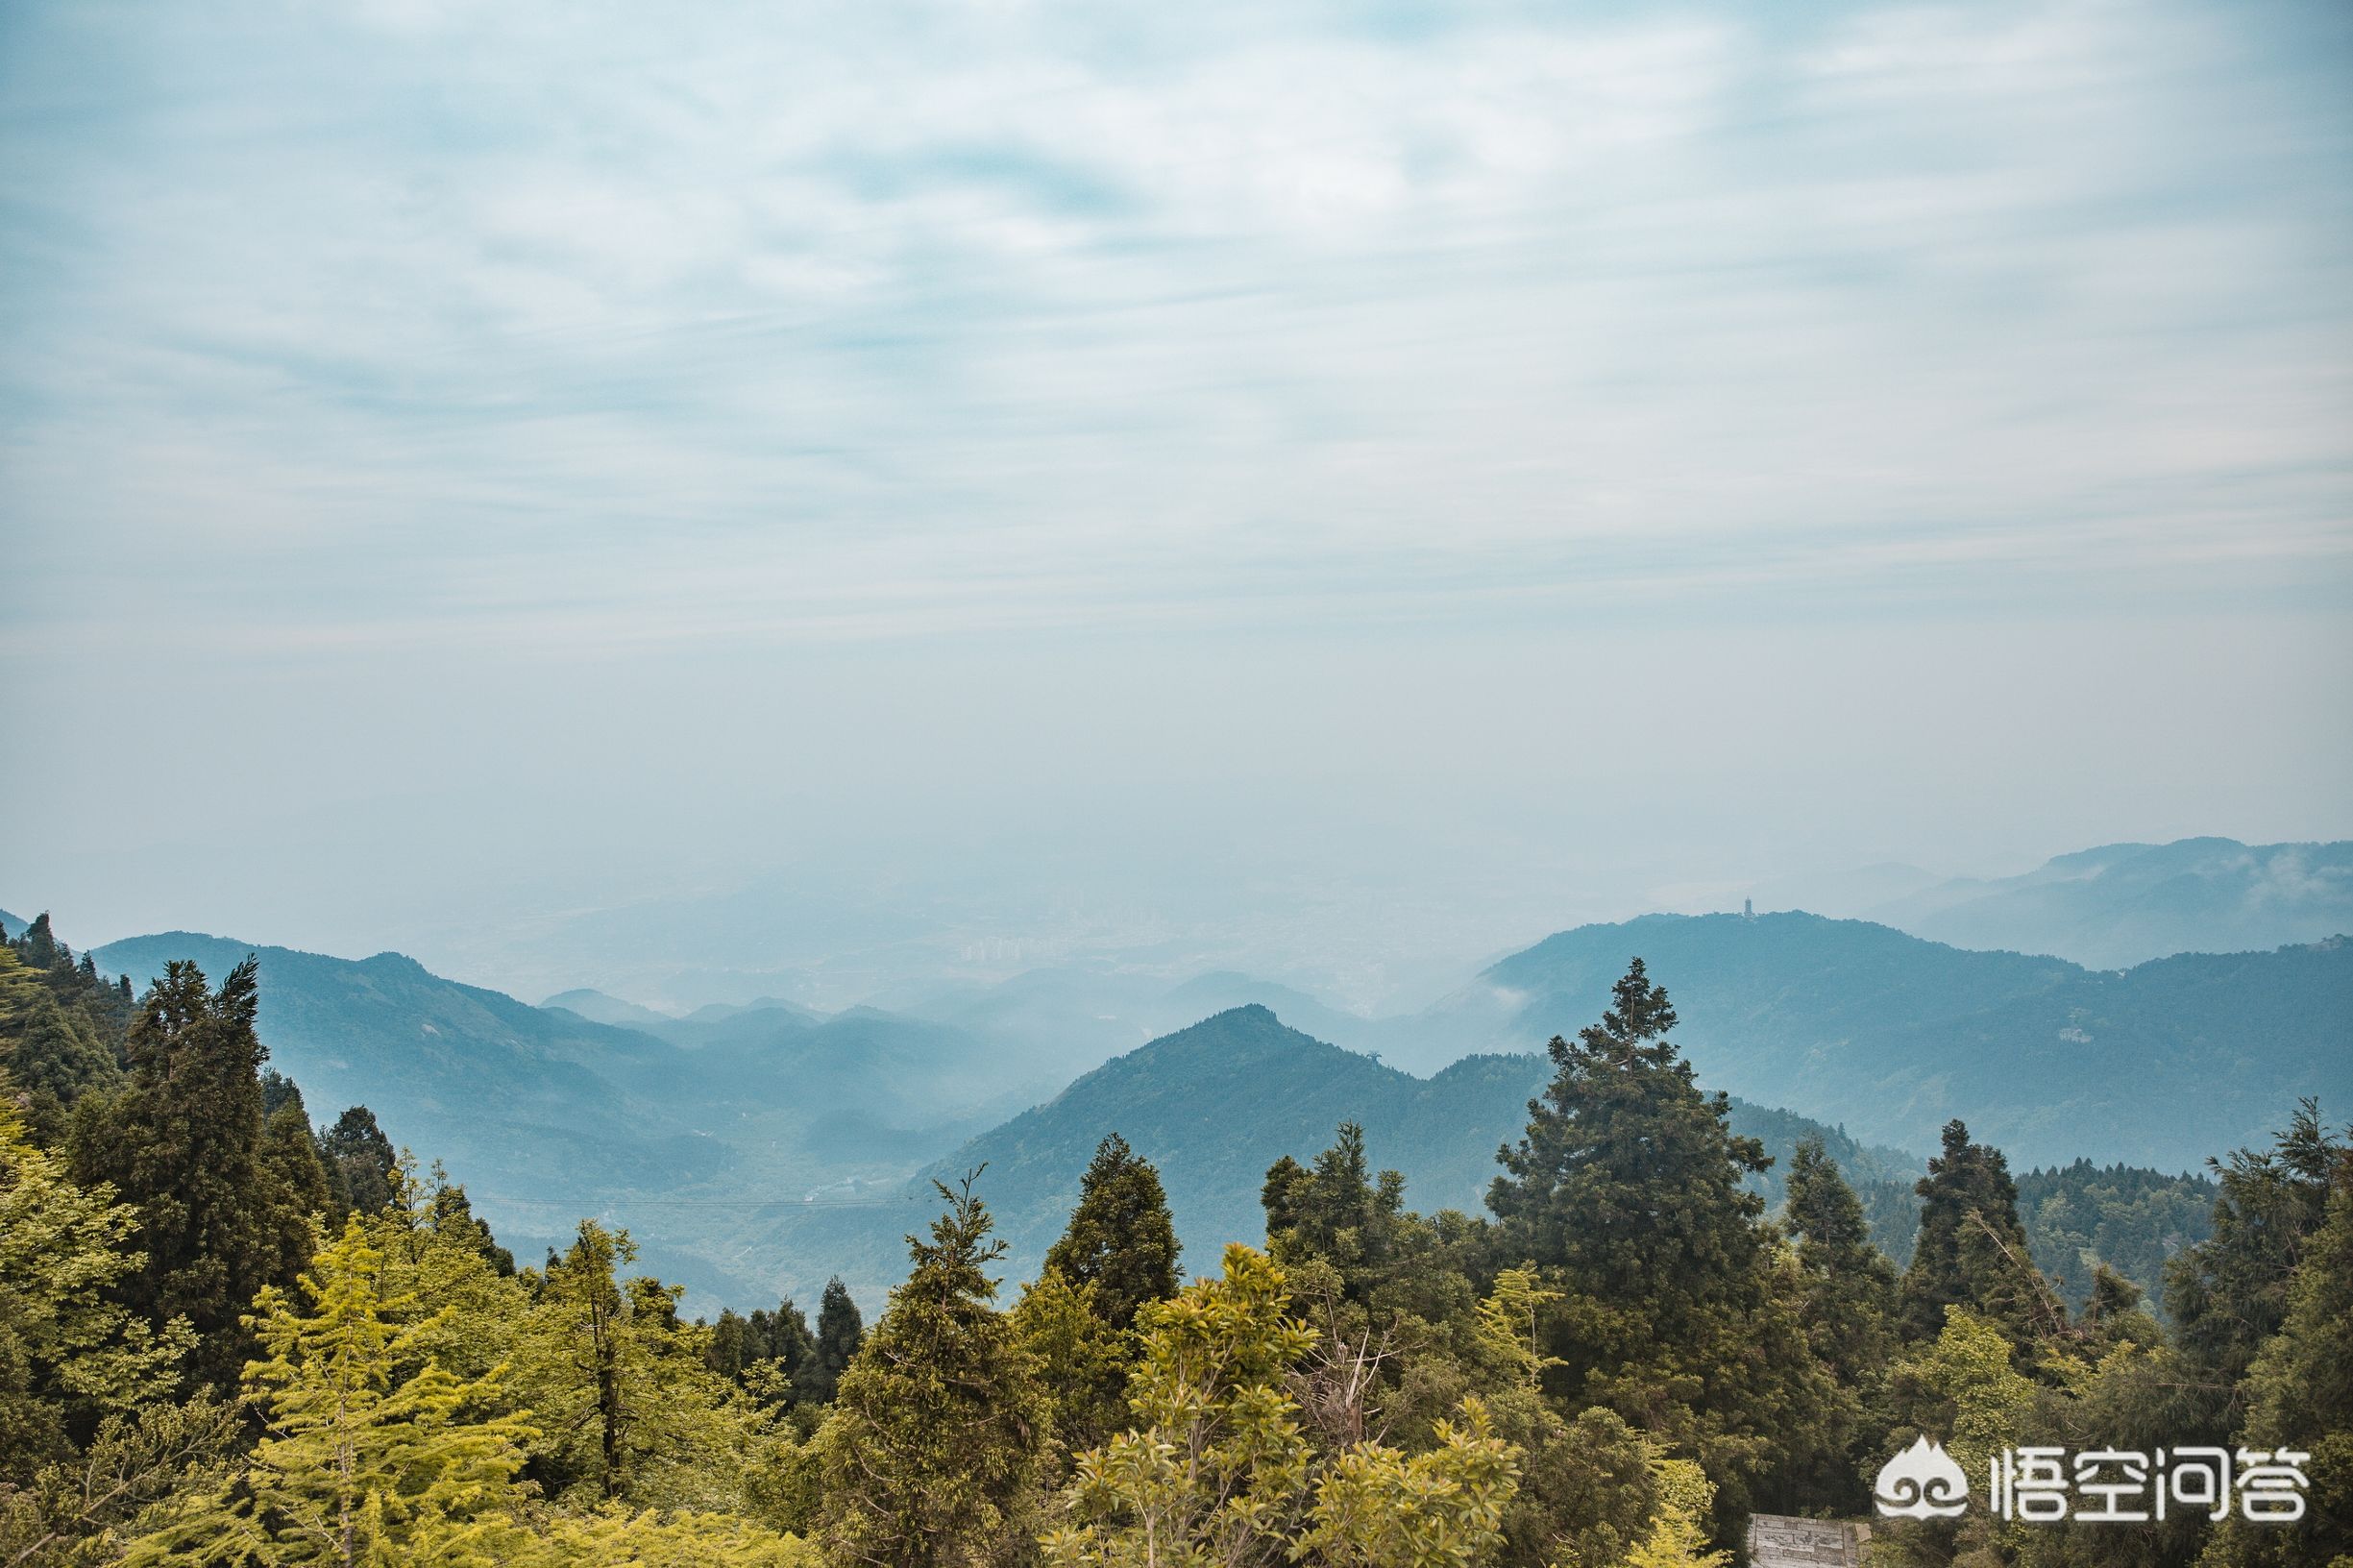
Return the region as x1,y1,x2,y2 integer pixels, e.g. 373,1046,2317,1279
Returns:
1899,1119,2066,1346
69,959,316,1390
708,1297,818,1408
1623,1456,1728,1568
795,1278,864,1407
527,1505,820,1566
1469,1268,1560,1392
2014,1159,2215,1317
20,928,2353,1568
809,1177,1048,1567
1044,1243,1520,1568
929,999,1916,1319
509,1220,771,1511
1048,1241,1314,1560
1500,1405,1655,1568
1264,1122,1415,1305
1015,1268,1135,1466
1887,1308,2039,1482
1486,958,1838,1526
2198,1137,2353,1568
0,1391,242,1567
119,1214,540,1566
0,934,128,1145
0,1081,195,1481
1780,1137,1899,1514
2165,1099,2342,1384
319,1107,398,1220
1042,1133,1180,1334
1296,1401,1519,1568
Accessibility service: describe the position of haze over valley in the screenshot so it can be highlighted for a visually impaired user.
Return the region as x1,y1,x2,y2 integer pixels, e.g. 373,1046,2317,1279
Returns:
16,833,2343,1314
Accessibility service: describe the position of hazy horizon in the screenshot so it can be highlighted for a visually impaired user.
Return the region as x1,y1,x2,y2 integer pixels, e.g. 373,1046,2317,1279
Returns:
5,0,2349,1009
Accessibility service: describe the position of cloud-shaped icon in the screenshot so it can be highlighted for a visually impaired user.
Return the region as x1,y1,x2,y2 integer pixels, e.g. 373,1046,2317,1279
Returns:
1875,1435,1971,1519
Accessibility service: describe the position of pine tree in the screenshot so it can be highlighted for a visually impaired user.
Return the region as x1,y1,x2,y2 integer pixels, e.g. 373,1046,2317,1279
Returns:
2203,1137,2353,1568
511,1219,758,1510
1779,1138,1899,1513
751,1299,817,1396
118,1215,539,1566
1013,1268,1133,1467
1262,1122,1411,1304
1484,957,1832,1525
795,1278,864,1407
1488,958,1769,1334
520,1220,639,1501
2165,1099,2343,1384
1041,1134,1180,1334
0,940,123,1147
810,1176,1049,1568
1896,1119,2060,1344
319,1107,398,1218
69,959,312,1389
17,915,58,973
260,1102,333,1286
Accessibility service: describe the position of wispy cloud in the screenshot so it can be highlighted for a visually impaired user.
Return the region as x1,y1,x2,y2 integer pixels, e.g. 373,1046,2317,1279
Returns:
2,0,2349,658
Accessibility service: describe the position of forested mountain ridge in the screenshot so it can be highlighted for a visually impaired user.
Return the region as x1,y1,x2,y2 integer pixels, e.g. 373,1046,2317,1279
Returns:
81,928,1052,1310
1405,912,2351,1168
91,931,723,1197
908,1005,1929,1294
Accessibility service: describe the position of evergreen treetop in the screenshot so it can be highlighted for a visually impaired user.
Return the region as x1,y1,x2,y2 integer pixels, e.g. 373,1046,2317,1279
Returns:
1041,1133,1180,1334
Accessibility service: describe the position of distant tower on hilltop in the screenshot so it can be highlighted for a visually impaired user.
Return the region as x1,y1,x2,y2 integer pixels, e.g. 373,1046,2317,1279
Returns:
1743,897,1753,919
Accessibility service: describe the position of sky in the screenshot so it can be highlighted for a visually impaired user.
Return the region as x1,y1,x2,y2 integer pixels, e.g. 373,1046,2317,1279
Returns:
2,0,2349,1008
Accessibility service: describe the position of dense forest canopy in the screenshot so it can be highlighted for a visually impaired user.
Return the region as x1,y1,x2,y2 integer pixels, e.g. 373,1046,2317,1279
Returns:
1,911,2344,1566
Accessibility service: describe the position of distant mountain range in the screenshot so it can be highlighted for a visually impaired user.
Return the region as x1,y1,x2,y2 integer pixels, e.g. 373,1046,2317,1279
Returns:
86,933,1033,1307
1782,838,2353,970
1396,913,2349,1169
30,856,2341,1313
541,988,677,1028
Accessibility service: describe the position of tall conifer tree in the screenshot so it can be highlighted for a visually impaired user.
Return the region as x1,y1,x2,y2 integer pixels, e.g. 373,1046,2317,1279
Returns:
1486,957,1836,1527
1041,1134,1180,1334
320,1107,399,1218
70,959,312,1389
795,1279,864,1407
810,1178,1048,1568
1896,1119,2056,1343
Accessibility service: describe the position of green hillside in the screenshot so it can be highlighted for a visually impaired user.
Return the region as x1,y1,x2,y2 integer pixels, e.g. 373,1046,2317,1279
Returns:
2016,1159,2218,1311
1421,913,2351,1168
904,1005,1926,1292
92,932,716,1195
